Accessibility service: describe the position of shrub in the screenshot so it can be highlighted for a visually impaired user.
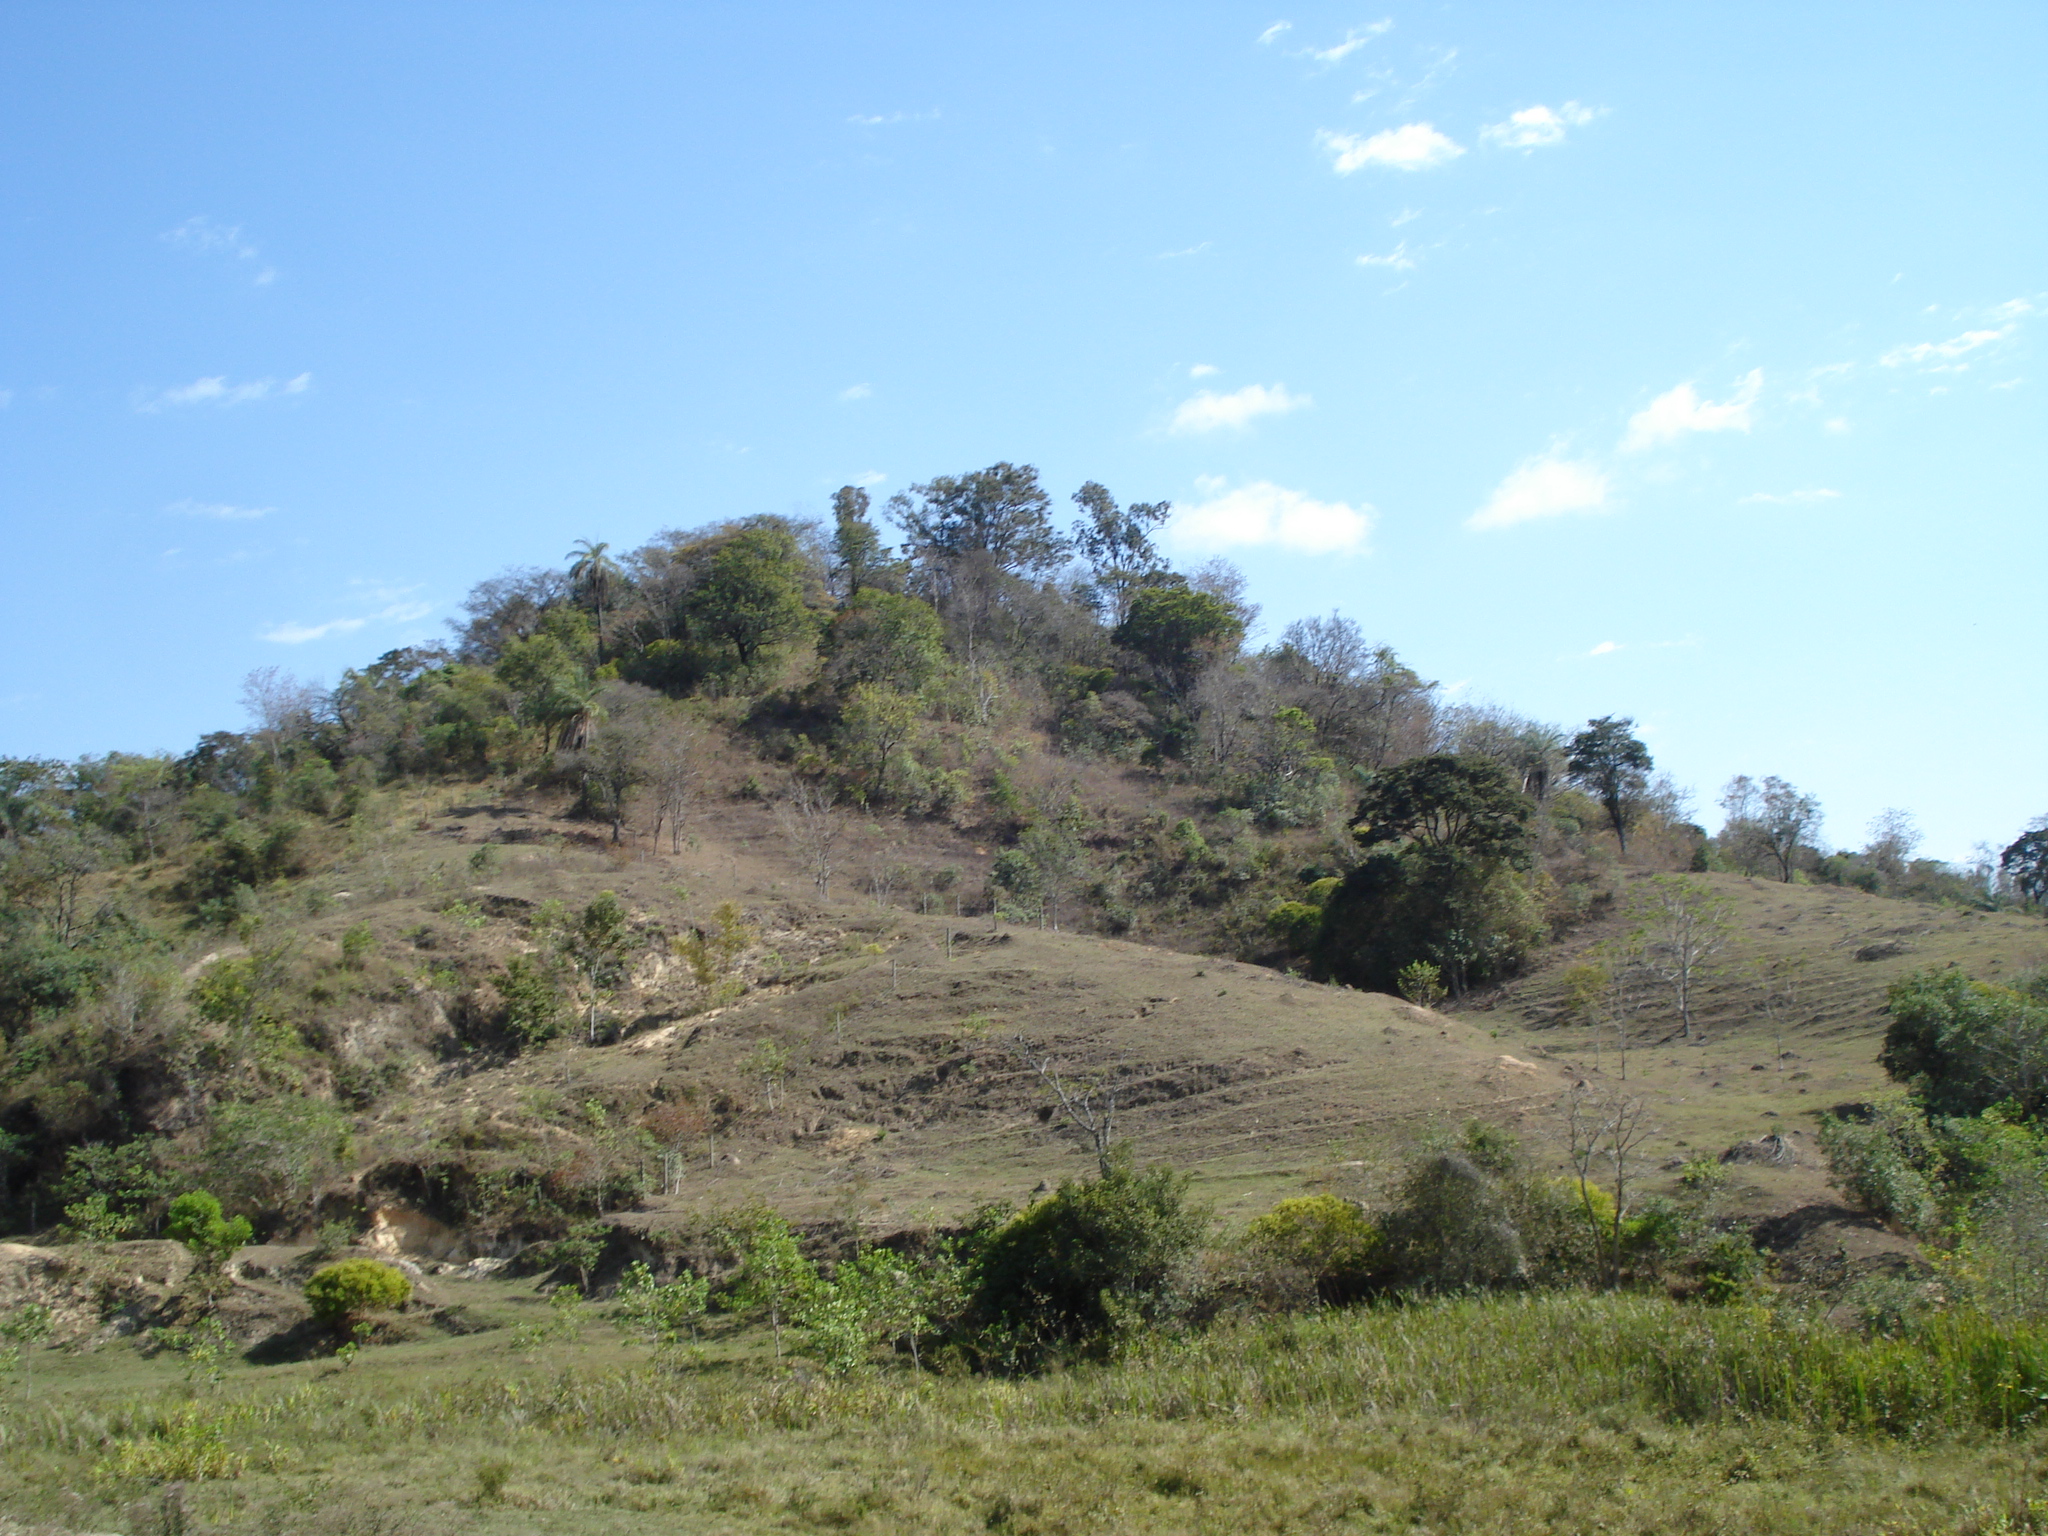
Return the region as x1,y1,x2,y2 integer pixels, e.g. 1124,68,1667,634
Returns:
164,1190,254,1267
969,1147,1209,1361
1243,1195,1381,1304
1818,1093,1944,1234
303,1258,412,1327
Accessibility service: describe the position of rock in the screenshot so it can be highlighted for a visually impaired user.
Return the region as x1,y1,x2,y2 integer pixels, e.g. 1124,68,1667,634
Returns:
1719,1133,1797,1167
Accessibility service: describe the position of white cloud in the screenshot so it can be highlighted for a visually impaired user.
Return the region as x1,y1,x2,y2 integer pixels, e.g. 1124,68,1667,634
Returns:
163,216,274,282
1309,21,1392,63
1621,369,1762,451
1158,241,1211,259
1881,325,2015,369
1188,363,1219,379
1169,382,1310,433
1738,488,1840,505
839,383,873,401
138,372,311,412
1825,417,1852,434
1391,207,1420,227
168,499,273,520
263,616,367,644
1990,297,2038,322
1192,473,1227,495
1468,455,1610,530
855,470,887,486
1356,241,1416,270
1588,640,1621,657
1257,21,1292,44
1317,123,1463,173
262,599,430,646
1171,481,1372,554
1480,101,1597,150
847,109,939,126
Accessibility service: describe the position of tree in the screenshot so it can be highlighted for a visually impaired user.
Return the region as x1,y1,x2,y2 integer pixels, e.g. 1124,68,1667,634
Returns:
1314,756,1540,995
1565,717,1652,852
165,1190,255,1268
493,953,567,1049
1008,1034,1123,1175
1865,808,1923,887
1879,966,2048,1119
1348,754,1534,861
1720,774,1822,883
829,485,891,599
571,686,659,842
685,525,812,670
564,891,637,1042
240,667,328,767
1070,481,1170,624
643,719,700,855
722,1208,818,1359
837,684,921,797
888,463,1067,578
820,590,946,694
566,540,623,662
776,781,844,898
2002,818,2048,909
1624,875,1733,1039
201,1101,352,1231
1112,583,1246,707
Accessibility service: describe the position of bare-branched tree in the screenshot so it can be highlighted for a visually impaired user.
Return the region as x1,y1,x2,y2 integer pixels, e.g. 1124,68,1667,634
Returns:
1008,1034,1123,1176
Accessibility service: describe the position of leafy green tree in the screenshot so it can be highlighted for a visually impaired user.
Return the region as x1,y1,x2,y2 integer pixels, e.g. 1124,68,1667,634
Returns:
56,1138,174,1234
1720,774,1823,882
493,953,567,1049
1112,582,1245,707
165,1190,255,1268
1565,717,1653,852
1315,755,1539,995
613,1260,710,1352
1880,966,2048,1119
722,1208,818,1359
686,525,812,670
2002,819,2048,909
564,891,637,1042
495,631,595,754
829,485,893,599
888,463,1067,578
1070,481,1170,624
837,683,921,796
821,590,946,694
566,539,623,662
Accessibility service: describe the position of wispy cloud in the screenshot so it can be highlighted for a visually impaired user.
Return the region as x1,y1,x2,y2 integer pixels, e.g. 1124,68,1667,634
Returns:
1309,21,1392,63
261,599,431,646
1621,369,1762,451
1318,123,1464,173
1356,241,1416,271
1171,480,1372,554
1738,488,1840,506
137,373,311,412
1881,325,2015,369
1480,101,1598,150
1588,640,1621,657
1257,21,1292,45
1189,363,1219,379
1468,454,1610,530
1158,241,1211,259
168,499,273,521
162,216,276,283
838,383,873,401
855,470,887,487
1169,382,1310,433
1390,207,1420,227
847,109,939,126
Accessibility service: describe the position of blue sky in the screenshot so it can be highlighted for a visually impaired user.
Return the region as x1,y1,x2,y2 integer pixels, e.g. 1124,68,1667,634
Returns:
2,3,2041,861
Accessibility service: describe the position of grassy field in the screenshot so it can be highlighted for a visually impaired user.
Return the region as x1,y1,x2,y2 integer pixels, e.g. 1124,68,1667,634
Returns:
6,1281,2048,1536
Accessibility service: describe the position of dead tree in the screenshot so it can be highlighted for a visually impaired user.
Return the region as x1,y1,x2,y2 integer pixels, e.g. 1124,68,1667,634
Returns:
1008,1034,1122,1177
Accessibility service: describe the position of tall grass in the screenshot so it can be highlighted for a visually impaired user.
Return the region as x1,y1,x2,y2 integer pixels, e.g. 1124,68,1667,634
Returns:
24,1293,2034,1468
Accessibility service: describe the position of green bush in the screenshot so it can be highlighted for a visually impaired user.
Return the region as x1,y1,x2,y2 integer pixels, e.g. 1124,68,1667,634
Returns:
1243,1195,1381,1304
164,1190,254,1267
969,1147,1209,1362
1818,1094,1944,1234
303,1258,412,1326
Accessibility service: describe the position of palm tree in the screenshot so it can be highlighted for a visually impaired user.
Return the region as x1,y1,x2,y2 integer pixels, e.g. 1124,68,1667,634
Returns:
565,539,622,661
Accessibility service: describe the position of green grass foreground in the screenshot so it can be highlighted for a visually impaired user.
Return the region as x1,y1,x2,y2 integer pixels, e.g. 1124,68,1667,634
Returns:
8,1294,2048,1534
